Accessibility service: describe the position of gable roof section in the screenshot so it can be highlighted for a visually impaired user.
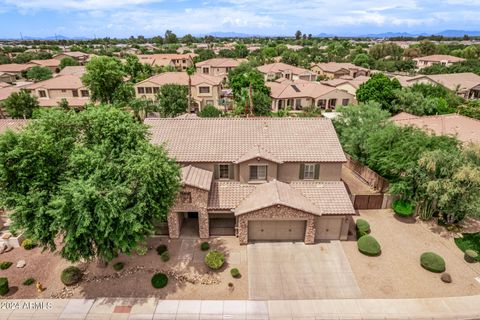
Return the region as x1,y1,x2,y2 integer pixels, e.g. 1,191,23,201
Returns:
136,72,223,87
146,118,347,163
196,58,243,68
313,62,368,73
414,55,465,63
181,165,213,191
234,145,283,164
30,59,61,68
257,62,314,76
208,181,257,210
425,73,480,92
234,180,321,216
0,64,35,73
26,75,85,90
267,80,345,99
58,66,86,76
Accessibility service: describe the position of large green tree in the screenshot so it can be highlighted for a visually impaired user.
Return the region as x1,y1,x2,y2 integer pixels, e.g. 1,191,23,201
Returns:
3,89,39,119
59,57,79,69
82,56,126,104
156,84,188,117
356,73,401,111
0,106,180,263
26,66,53,81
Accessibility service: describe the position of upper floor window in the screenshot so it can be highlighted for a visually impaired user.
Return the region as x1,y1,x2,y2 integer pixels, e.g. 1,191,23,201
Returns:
199,86,210,94
81,90,89,97
219,164,230,179
72,90,79,97
303,164,315,180
138,87,145,94
250,165,267,181
202,67,209,74
38,90,47,98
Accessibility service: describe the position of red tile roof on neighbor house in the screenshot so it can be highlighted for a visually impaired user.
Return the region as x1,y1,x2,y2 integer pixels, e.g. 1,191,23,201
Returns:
0,119,28,134
257,62,315,76
196,58,244,68
266,79,344,99
0,64,35,73
26,75,85,90
145,117,347,163
414,55,465,63
391,112,480,145
30,59,61,68
312,62,368,73
136,72,223,87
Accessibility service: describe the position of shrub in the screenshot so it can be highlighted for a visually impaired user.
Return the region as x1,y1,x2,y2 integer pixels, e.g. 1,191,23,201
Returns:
0,262,12,270
198,104,222,117
356,219,370,238
113,262,124,271
464,249,478,263
392,200,414,217
23,278,35,286
230,268,241,278
205,251,225,270
420,252,446,273
200,242,210,251
22,239,37,250
161,251,170,262
151,273,168,289
0,278,8,296
357,235,381,256
61,266,82,286
454,233,480,261
156,244,168,255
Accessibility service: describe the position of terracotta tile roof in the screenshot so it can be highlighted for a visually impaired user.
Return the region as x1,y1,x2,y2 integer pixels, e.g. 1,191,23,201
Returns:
322,76,370,89
0,119,28,134
425,73,480,92
257,62,315,76
37,97,90,107
290,181,356,215
267,80,347,99
56,51,89,58
313,62,368,73
414,55,465,63
0,86,20,101
58,66,86,76
145,118,347,163
235,180,322,216
390,112,418,121
208,181,256,210
138,53,195,60
30,59,61,68
391,113,480,144
0,82,11,89
234,145,283,164
181,165,213,191
0,64,35,73
196,58,243,68
26,75,85,90
136,72,223,87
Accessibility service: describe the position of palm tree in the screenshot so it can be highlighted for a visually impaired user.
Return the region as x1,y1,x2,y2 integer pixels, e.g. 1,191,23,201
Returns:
186,66,196,112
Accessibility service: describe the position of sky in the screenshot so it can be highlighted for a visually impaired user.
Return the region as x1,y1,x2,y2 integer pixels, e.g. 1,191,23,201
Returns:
0,0,480,38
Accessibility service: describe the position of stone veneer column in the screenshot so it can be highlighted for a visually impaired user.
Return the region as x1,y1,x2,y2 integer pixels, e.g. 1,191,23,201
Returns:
198,209,209,239
167,211,181,239
237,216,248,245
305,216,315,244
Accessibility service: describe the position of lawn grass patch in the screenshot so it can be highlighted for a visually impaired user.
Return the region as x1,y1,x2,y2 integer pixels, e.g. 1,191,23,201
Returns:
454,233,480,261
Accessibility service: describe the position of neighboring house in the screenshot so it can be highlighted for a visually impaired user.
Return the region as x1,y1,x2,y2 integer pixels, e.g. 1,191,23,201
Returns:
257,62,317,82
321,76,370,96
395,73,480,100
391,112,480,145
196,58,244,80
0,64,35,78
30,59,61,73
413,55,465,70
25,75,90,108
0,86,20,103
137,54,195,71
53,52,90,65
0,119,28,134
134,72,224,111
0,72,16,84
58,66,86,77
311,62,370,79
145,117,356,244
266,79,356,111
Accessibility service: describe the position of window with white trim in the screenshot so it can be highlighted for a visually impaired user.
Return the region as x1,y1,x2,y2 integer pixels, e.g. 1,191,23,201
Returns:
303,164,315,180
199,86,210,94
249,165,267,181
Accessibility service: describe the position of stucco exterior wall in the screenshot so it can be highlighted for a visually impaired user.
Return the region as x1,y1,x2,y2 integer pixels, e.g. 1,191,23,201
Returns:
238,158,278,183
237,205,316,244
319,162,343,181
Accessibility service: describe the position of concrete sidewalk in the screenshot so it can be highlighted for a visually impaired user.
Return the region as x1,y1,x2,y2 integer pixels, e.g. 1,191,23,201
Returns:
1,295,480,319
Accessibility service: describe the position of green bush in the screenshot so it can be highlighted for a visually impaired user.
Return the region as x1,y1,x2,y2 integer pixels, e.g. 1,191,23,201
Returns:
151,273,168,289
230,268,241,278
161,251,170,262
200,242,210,251
357,235,381,256
464,249,478,263
0,262,12,270
113,262,124,271
198,104,222,117
22,239,37,250
23,278,35,286
61,266,82,286
0,278,8,296
393,200,414,217
205,251,225,270
420,252,446,273
455,233,480,261
356,219,370,238
156,244,168,255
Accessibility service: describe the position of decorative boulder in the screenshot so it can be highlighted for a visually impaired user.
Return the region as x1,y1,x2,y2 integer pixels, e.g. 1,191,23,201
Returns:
16,260,26,268
441,273,452,283
464,250,478,263
0,243,6,254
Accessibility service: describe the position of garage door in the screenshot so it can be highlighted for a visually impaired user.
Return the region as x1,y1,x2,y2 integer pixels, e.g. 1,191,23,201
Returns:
209,213,235,236
315,216,342,240
248,220,306,242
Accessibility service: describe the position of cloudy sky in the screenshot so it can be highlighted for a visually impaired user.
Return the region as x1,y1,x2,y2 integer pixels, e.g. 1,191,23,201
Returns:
0,0,479,38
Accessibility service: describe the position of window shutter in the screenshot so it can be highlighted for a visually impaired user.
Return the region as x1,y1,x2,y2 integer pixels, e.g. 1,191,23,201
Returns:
214,165,219,179
314,164,320,180
299,163,305,180
229,164,234,180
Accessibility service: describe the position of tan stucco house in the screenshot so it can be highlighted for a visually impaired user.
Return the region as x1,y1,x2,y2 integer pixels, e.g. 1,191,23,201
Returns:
0,64,35,78
146,118,356,244
134,72,224,111
266,79,357,111
196,58,244,81
137,54,195,71
0,72,16,84
257,62,317,82
311,62,370,79
413,55,465,70
30,59,61,73
321,76,370,96
53,52,90,65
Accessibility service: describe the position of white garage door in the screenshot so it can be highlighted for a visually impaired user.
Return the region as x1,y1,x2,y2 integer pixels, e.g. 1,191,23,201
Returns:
315,216,343,240
248,220,306,242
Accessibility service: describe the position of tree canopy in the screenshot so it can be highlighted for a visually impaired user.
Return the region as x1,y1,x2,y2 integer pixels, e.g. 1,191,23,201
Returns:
156,84,188,117
25,66,53,81
59,57,79,69
356,73,402,111
3,89,39,119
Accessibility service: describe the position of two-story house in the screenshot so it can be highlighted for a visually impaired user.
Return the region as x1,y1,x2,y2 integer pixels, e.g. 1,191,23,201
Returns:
257,62,317,82
310,62,370,79
196,58,244,81
134,72,224,111
412,55,465,70
146,118,356,245
137,54,195,71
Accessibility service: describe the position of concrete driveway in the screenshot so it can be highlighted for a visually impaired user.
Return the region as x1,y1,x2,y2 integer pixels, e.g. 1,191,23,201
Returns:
247,241,361,300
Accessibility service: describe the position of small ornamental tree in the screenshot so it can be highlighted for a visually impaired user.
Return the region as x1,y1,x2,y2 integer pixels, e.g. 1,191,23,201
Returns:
3,89,39,119
156,84,188,117
59,57,79,69
26,66,53,81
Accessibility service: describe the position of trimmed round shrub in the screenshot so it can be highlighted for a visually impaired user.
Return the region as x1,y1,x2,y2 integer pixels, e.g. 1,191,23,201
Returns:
156,244,168,255
61,266,83,286
0,278,8,296
23,278,35,286
356,219,370,238
151,273,168,289
464,249,478,263
205,251,225,270
230,268,241,278
392,200,414,217
0,262,13,270
420,252,446,273
200,242,210,251
161,251,170,262
357,235,381,256
113,262,124,271
22,239,37,250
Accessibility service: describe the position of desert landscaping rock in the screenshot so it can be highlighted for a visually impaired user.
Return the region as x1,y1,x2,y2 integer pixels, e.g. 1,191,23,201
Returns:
441,273,452,283
0,243,6,254
16,260,26,268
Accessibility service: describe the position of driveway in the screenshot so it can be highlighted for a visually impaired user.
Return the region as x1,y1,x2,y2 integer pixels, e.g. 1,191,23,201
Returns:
247,241,361,300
